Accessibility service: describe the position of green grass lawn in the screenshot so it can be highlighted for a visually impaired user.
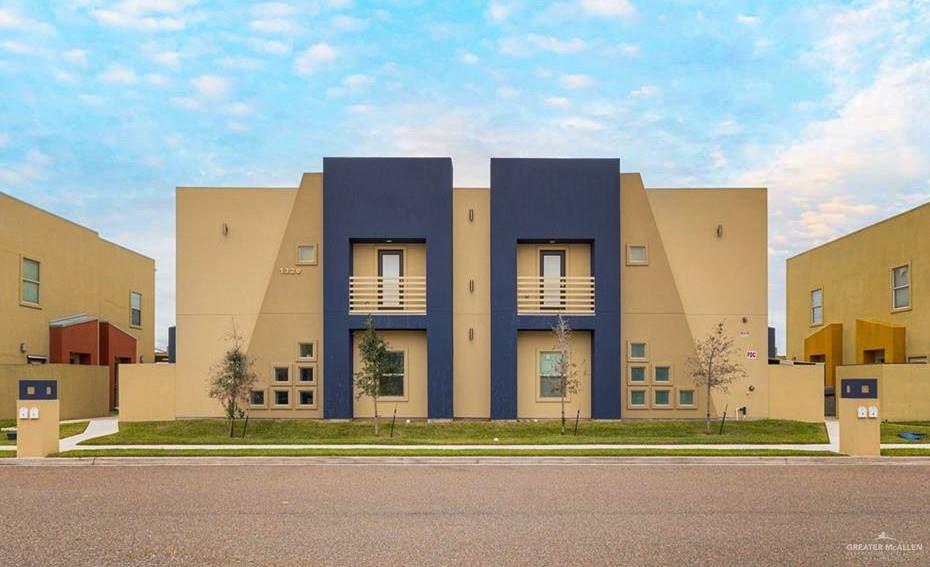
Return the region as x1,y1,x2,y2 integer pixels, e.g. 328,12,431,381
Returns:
58,447,838,458
882,448,930,456
83,418,828,446
881,421,930,443
0,421,89,445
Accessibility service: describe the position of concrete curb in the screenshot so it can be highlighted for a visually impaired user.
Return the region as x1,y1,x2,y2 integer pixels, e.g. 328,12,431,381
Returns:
3,455,930,467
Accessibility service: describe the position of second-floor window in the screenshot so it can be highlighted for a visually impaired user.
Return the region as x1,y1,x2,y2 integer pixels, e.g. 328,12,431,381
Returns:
811,288,823,325
21,257,40,305
893,265,910,310
130,291,142,327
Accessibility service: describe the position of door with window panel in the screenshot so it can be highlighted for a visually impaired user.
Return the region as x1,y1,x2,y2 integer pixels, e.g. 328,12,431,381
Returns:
539,250,565,309
379,250,404,309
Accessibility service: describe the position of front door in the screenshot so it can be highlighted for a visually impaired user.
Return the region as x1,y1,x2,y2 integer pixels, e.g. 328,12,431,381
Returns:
379,250,404,308
540,250,565,309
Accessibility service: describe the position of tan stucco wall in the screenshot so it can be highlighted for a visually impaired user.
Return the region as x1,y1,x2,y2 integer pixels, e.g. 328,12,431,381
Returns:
174,176,324,418
767,362,825,423
118,363,177,422
353,330,428,419
0,364,109,420
787,202,930,366
621,174,769,418
838,363,930,422
16,398,60,457
0,193,155,365
803,322,844,388
453,188,491,418
516,331,591,419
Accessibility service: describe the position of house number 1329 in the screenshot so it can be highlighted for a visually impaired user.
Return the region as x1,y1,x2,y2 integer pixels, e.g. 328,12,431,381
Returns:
280,267,303,275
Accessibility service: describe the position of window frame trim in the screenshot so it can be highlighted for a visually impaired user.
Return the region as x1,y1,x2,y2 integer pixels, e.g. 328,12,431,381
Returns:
296,387,318,409
627,363,649,385
129,290,143,329
891,263,912,312
652,387,674,409
270,387,292,408
19,255,42,309
627,387,648,409
378,348,409,401
296,363,317,385
296,243,319,266
676,388,697,408
810,287,824,327
248,388,267,409
536,349,569,402
653,363,673,385
626,244,648,266
627,340,648,361
271,364,292,385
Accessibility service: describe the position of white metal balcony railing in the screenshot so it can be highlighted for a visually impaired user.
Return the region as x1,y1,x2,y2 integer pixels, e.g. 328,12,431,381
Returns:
349,276,427,314
517,276,595,314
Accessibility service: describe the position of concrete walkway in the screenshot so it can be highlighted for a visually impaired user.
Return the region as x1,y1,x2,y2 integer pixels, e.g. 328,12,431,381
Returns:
59,416,118,452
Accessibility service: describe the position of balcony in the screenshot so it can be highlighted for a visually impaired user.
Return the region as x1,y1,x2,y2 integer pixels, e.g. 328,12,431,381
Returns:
349,276,427,314
517,276,595,314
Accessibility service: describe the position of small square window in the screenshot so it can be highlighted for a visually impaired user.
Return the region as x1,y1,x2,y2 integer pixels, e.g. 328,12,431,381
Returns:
629,342,647,360
629,365,647,383
273,389,290,407
627,245,648,265
298,366,315,383
654,366,671,383
678,389,695,407
249,390,265,406
297,342,315,360
273,366,290,383
297,244,318,265
629,389,647,407
298,389,315,407
653,389,671,407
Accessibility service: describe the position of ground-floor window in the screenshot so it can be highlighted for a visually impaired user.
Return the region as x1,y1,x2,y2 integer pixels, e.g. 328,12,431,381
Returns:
249,389,265,407
653,389,672,408
628,389,647,408
539,351,564,398
379,351,405,397
678,389,695,407
628,365,647,384
274,366,290,383
273,389,290,407
297,388,316,408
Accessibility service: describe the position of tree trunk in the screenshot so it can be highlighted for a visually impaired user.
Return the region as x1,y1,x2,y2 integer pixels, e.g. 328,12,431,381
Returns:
560,392,566,435
373,396,380,436
705,381,712,434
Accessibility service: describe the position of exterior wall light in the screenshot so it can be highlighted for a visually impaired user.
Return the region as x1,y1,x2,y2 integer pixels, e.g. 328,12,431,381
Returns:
222,223,229,237
469,279,475,293
716,224,723,238
468,328,474,341
468,208,474,222
20,342,27,353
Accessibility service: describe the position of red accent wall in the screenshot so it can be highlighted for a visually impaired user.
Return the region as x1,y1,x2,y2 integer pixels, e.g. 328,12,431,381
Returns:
49,321,99,365
48,320,137,411
100,322,137,410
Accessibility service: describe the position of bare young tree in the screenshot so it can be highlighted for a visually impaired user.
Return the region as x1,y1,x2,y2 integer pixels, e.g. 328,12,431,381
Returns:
688,320,747,433
354,315,388,436
208,322,257,437
551,313,581,435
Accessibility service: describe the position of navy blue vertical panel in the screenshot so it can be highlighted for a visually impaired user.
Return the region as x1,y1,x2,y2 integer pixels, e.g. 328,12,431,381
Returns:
323,158,454,419
490,158,621,419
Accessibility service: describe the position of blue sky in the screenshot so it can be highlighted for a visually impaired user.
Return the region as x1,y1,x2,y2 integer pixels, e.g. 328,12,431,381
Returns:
2,0,929,350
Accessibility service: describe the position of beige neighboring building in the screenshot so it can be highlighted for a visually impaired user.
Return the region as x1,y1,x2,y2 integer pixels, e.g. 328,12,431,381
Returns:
787,201,930,419
122,157,818,423
0,192,155,412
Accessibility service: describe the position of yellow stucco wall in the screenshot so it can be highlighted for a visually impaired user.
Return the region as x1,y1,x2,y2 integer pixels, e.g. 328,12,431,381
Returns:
767,362,825,423
118,363,177,422
453,189,491,418
352,330,428,419
175,176,325,418
16,399,60,457
621,174,769,418
855,319,906,364
0,193,155,365
803,322,844,388
787,202,930,367
838,363,930,422
0,364,109,420
516,331,591,419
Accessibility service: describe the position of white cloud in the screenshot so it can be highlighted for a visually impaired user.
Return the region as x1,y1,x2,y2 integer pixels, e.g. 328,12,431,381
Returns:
251,39,291,55
63,49,89,66
327,73,373,96
543,96,571,108
487,1,510,22
737,14,761,25
145,73,171,86
629,84,660,97
558,116,605,131
0,8,53,32
0,148,51,185
79,94,105,106
330,15,367,31
89,0,198,31
99,64,138,84
252,2,293,17
191,74,230,98
579,0,635,18
460,52,479,64
712,118,742,136
347,103,371,113
151,50,180,68
249,18,298,34
499,35,587,56
612,43,639,57
496,86,519,98
170,96,200,110
1,41,36,55
218,56,265,70
222,102,253,116
294,42,338,75
559,74,594,89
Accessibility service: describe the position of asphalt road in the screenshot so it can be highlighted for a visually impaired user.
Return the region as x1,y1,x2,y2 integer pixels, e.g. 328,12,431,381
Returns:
1,459,929,566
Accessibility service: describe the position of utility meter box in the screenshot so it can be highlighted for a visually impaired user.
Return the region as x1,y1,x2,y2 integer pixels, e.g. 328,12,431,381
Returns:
837,378,880,457
17,380,60,458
